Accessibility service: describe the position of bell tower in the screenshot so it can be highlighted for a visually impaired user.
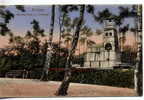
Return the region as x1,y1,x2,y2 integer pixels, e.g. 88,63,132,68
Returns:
102,18,120,68
84,18,121,69
103,18,119,51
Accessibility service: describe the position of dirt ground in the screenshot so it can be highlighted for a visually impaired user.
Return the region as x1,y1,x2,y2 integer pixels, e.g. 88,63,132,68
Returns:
0,78,136,97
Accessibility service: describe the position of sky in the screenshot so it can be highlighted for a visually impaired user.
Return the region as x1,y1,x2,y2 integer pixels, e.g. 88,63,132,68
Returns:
2,5,135,36
0,5,136,49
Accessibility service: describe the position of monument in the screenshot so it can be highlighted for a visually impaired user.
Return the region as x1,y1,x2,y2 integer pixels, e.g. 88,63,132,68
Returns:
84,18,121,69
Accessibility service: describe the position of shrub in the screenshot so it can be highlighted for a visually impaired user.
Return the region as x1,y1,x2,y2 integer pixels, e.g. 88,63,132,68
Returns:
48,69,134,88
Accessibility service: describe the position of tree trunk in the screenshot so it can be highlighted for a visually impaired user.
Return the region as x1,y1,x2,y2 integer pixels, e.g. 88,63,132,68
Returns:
79,41,81,56
49,5,55,43
55,5,85,96
58,6,62,67
41,5,55,81
58,6,67,67
85,37,87,53
134,5,142,96
135,31,142,96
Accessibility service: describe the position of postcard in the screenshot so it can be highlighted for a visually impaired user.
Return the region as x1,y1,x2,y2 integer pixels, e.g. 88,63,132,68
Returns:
0,4,142,97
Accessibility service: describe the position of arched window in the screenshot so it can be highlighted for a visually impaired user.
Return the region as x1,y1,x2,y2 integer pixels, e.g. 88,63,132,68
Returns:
105,43,112,51
109,32,112,36
105,33,108,36
109,19,112,22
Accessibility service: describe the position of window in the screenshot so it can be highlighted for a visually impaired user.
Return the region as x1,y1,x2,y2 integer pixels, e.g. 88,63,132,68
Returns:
109,19,112,22
105,43,112,51
105,33,108,36
109,32,112,36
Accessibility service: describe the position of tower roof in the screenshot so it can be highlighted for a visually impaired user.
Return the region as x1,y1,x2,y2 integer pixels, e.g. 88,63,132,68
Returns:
104,17,116,30
104,15,114,20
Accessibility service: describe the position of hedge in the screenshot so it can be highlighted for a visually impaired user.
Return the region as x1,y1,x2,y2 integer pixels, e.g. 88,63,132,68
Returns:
46,69,134,88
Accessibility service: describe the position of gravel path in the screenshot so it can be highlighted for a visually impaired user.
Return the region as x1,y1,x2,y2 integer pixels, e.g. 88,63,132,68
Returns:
0,78,136,97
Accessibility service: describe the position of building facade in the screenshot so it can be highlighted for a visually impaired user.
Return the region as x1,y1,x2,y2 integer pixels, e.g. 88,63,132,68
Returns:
84,19,121,69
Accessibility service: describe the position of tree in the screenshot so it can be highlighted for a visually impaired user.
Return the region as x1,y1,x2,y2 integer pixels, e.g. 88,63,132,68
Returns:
57,6,79,67
119,24,129,51
30,19,45,37
58,6,64,67
0,6,25,36
133,5,142,96
7,19,45,78
94,8,113,24
0,7,14,36
56,5,85,96
41,5,55,81
9,19,44,53
0,6,26,60
122,45,137,64
117,5,143,96
0,6,48,78
55,5,96,95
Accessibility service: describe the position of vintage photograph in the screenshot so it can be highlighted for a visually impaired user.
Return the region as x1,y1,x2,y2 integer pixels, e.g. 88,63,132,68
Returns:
0,5,142,97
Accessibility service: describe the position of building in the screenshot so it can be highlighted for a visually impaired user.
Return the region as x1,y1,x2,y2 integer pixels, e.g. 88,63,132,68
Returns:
84,18,121,69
